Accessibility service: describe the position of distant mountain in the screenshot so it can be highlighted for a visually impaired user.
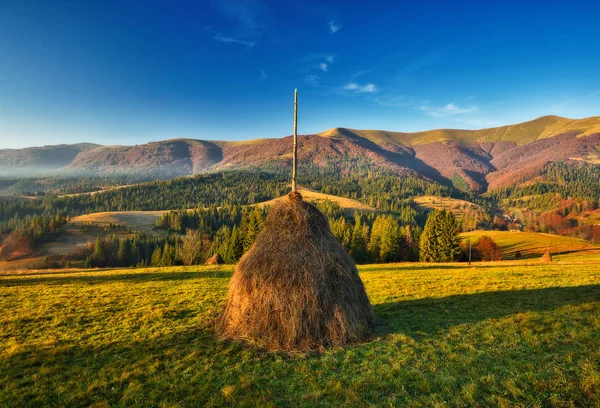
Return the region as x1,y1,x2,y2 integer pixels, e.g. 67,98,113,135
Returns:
2,115,599,192
0,143,99,175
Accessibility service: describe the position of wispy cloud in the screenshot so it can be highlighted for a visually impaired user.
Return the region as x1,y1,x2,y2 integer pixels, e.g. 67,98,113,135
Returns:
217,1,261,31
209,0,266,49
214,32,256,48
420,103,479,118
299,53,336,74
260,69,268,79
343,82,378,93
305,74,319,84
328,20,341,33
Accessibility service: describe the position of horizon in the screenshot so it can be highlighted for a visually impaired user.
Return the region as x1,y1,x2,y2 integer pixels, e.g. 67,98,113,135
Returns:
1,113,598,150
2,1,600,149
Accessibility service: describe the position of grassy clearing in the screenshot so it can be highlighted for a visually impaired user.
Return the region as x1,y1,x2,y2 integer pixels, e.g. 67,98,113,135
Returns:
66,187,374,239
70,211,169,235
414,195,480,218
461,230,600,261
1,262,600,406
258,187,377,213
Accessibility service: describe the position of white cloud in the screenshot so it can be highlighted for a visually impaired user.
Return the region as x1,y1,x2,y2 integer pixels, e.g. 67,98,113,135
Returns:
319,63,328,72
325,54,335,63
421,103,479,118
343,82,377,93
329,20,341,33
260,69,268,79
362,83,377,93
343,82,359,90
213,33,256,48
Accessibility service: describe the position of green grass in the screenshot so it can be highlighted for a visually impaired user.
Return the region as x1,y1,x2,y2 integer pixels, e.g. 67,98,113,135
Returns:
2,263,600,407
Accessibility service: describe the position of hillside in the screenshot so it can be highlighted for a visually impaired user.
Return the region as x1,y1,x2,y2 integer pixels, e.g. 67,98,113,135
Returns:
460,230,600,260
8,188,376,263
257,187,377,212
0,143,99,175
318,115,600,146
2,115,600,192
413,195,482,219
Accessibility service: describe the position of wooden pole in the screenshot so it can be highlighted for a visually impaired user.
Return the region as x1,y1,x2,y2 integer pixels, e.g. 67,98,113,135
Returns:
292,88,298,192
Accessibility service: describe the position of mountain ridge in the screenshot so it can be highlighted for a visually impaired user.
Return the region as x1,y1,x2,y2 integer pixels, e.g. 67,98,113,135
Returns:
2,115,599,192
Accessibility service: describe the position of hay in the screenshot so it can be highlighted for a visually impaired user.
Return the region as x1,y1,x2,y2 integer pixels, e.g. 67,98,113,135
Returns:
205,253,224,265
541,249,553,262
216,192,374,351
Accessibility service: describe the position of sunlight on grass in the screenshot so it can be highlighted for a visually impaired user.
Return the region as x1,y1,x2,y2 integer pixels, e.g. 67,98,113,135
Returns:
1,263,599,406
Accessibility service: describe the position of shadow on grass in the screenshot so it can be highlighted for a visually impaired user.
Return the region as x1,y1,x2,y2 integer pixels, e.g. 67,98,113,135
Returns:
0,271,233,286
373,284,600,337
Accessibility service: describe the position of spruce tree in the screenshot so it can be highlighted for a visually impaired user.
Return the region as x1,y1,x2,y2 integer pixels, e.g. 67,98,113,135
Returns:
419,210,461,262
379,216,401,262
117,238,132,266
151,246,163,266
91,237,105,267
350,216,367,263
368,216,385,262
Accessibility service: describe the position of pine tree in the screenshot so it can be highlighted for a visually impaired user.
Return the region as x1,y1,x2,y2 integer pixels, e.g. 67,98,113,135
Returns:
91,237,105,267
368,216,384,262
117,238,132,266
350,216,367,263
161,243,176,266
379,216,402,262
438,210,461,262
151,246,163,266
229,225,243,262
419,210,461,262
241,207,263,253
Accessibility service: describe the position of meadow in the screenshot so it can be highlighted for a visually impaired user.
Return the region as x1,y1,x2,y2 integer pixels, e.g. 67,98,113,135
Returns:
1,261,600,407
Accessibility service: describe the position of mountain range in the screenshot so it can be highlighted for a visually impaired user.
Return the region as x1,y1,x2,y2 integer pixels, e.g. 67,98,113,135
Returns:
2,115,600,192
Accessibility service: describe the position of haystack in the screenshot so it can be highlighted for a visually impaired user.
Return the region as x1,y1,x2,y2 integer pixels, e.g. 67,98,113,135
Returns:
541,249,552,262
216,191,374,351
205,253,224,265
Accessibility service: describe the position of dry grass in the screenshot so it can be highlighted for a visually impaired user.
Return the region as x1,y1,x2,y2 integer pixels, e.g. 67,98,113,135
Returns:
70,211,168,235
318,116,600,147
414,195,481,218
217,192,374,350
258,187,376,213
461,230,600,260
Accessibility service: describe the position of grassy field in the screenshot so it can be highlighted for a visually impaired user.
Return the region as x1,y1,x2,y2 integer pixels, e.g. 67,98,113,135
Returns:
1,262,599,407
461,230,600,261
70,210,170,235
414,195,481,219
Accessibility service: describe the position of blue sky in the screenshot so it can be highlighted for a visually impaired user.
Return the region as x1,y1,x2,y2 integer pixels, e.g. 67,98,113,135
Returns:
1,0,600,148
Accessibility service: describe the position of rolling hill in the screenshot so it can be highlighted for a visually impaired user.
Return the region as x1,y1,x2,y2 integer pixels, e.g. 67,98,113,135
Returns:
68,188,376,236
2,115,600,192
460,230,600,260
